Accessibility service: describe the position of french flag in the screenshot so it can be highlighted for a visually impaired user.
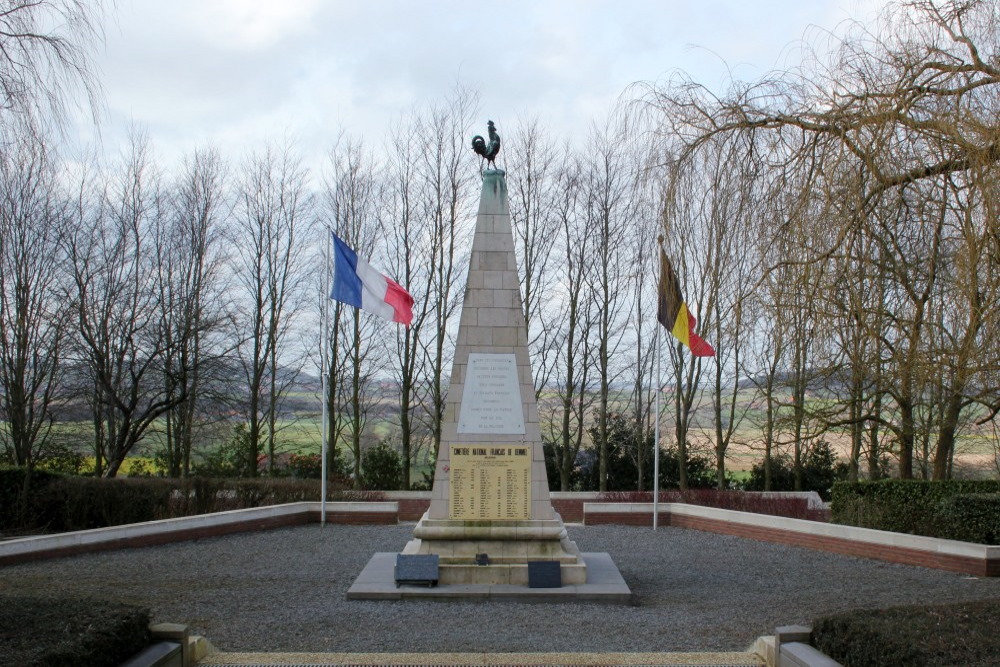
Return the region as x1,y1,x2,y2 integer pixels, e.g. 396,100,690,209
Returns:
330,232,414,326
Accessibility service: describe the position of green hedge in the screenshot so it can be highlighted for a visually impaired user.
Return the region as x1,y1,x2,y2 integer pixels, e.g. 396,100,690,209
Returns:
0,470,386,534
936,493,1000,544
31,477,175,532
830,479,1000,543
813,598,1000,666
0,468,63,532
0,595,150,667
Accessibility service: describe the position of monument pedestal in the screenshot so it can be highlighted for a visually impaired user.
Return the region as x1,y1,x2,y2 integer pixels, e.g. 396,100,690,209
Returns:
402,513,587,585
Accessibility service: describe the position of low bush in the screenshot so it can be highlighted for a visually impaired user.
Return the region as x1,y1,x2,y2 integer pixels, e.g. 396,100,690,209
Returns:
1,470,386,534
831,479,1000,543
0,468,62,532
287,452,322,479
813,598,1000,666
166,478,385,515
31,477,174,532
0,594,150,667
936,493,1000,544
743,440,846,500
554,413,717,492
361,441,403,490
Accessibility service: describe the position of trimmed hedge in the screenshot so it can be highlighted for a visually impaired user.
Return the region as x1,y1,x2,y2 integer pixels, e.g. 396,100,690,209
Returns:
0,468,63,532
831,479,1000,543
937,493,1000,544
0,595,150,667
32,477,175,532
597,489,822,520
0,470,386,535
813,598,1000,666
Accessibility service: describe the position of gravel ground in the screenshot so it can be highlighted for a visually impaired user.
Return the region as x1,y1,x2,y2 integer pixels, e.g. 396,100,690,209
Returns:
3,523,1000,653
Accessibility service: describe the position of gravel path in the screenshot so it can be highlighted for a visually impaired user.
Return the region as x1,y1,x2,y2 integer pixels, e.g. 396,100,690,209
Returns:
3,523,1000,653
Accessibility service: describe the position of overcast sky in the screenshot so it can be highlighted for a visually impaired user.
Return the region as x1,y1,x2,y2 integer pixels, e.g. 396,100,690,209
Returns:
74,0,891,171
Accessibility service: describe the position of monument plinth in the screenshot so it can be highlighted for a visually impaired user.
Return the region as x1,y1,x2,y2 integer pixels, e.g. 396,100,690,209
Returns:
401,169,586,586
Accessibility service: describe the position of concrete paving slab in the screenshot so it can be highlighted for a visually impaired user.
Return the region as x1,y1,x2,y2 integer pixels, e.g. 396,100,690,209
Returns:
198,652,763,666
346,553,631,603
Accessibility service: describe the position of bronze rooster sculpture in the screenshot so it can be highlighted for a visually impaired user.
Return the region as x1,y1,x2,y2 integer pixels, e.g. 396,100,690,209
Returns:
471,120,501,168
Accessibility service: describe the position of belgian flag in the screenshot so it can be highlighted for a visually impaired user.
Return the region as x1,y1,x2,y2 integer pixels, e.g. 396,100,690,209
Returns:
657,241,715,357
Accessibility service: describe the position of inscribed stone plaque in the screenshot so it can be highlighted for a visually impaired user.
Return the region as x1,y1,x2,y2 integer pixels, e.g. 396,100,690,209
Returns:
449,444,531,520
458,353,525,434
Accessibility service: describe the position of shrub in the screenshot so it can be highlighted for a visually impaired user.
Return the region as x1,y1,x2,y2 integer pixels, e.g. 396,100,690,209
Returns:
936,493,1000,544
31,477,174,531
831,479,1000,542
743,440,844,500
361,441,403,490
4,474,388,534
575,413,716,491
0,595,150,667
192,423,255,478
34,443,91,475
813,598,1000,666
812,607,923,666
288,452,322,479
0,467,62,532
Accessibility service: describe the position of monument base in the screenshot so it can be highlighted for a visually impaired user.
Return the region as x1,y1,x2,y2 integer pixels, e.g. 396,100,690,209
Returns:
346,552,631,602
400,512,587,585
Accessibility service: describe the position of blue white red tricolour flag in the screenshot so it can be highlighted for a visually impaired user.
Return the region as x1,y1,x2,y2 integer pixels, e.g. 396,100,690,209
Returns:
330,232,414,326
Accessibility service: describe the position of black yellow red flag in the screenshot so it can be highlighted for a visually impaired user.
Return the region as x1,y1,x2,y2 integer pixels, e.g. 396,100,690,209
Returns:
657,240,715,357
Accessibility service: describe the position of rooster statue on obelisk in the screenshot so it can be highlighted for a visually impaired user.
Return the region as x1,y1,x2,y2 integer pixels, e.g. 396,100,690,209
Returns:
400,120,587,586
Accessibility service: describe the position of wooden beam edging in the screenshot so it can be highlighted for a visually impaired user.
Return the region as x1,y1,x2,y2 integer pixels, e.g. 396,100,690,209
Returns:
583,502,1000,577
0,502,399,566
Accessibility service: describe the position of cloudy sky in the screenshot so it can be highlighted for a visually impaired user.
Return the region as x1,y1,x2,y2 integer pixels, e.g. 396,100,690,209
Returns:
76,0,890,170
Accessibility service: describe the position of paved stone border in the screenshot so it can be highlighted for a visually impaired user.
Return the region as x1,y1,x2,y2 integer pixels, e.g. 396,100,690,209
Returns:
197,652,763,666
0,502,398,566
4,499,996,578
584,502,1000,577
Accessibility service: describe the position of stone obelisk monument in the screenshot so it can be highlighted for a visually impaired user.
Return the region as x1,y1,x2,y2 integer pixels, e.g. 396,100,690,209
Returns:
401,126,586,586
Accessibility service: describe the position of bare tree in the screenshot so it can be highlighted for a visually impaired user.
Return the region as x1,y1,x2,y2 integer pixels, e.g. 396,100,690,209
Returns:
507,118,563,396
0,137,66,472
64,131,183,477
414,89,478,460
660,161,715,490
0,0,103,133
384,119,435,489
154,148,230,477
544,151,596,491
324,136,387,485
639,0,1000,480
582,119,638,492
232,142,311,476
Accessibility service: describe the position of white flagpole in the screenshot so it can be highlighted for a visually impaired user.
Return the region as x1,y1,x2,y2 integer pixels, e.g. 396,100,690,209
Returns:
653,311,661,530
320,228,331,526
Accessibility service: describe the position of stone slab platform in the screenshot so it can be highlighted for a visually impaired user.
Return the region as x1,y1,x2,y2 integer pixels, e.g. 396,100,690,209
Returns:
346,552,631,603
199,652,762,666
